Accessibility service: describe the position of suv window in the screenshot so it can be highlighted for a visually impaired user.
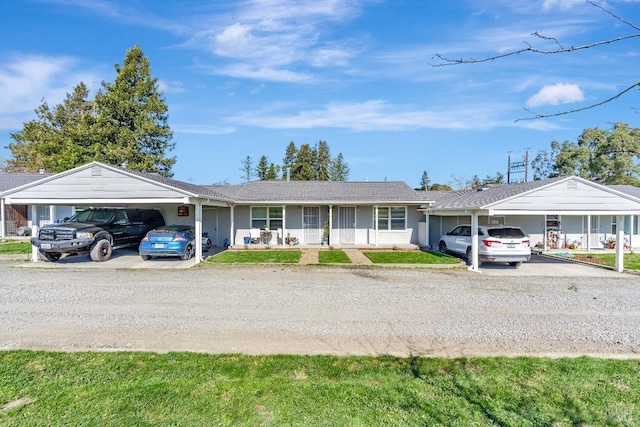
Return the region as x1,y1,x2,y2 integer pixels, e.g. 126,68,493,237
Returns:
487,227,525,238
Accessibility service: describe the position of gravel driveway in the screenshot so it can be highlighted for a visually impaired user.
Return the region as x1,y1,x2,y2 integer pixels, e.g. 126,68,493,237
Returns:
1,262,639,358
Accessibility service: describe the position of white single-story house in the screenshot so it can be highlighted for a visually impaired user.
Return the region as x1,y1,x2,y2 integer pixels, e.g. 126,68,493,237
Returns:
2,162,640,272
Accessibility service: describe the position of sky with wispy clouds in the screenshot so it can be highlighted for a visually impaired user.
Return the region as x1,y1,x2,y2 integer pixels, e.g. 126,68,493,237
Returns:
1,0,638,186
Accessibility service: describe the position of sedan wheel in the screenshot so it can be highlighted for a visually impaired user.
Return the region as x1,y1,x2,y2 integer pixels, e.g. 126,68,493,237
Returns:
182,245,193,260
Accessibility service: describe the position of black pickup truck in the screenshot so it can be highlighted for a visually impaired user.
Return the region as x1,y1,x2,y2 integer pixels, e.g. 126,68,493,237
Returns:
31,208,165,262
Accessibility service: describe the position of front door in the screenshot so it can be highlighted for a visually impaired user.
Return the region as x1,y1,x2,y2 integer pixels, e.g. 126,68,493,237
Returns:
338,206,356,244
303,207,321,244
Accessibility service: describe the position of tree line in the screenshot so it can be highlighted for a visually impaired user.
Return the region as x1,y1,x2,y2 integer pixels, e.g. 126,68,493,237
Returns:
241,141,350,182
4,45,175,177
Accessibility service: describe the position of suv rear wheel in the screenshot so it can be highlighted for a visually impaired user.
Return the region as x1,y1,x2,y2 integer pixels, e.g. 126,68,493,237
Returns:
90,239,113,262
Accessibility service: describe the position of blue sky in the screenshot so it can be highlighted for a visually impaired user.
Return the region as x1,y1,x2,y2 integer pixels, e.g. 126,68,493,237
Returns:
1,0,638,187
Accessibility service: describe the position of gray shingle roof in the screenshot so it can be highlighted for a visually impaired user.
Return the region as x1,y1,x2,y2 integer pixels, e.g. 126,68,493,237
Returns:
0,173,53,192
208,180,433,203
609,185,640,199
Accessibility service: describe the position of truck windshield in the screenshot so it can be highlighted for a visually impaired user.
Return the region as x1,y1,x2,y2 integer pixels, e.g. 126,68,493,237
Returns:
69,210,115,224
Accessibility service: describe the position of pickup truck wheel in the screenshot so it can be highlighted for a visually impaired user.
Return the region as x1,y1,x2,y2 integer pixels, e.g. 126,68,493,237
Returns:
90,239,112,262
182,244,193,260
41,251,61,262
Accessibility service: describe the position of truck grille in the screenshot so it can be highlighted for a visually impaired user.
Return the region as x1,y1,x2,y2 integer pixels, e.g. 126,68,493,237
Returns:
39,228,75,240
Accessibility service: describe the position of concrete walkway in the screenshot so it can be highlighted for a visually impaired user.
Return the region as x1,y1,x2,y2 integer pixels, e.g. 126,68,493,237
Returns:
299,248,319,264
342,248,373,265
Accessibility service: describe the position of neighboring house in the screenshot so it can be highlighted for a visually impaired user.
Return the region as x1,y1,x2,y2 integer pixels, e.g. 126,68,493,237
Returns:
2,162,640,272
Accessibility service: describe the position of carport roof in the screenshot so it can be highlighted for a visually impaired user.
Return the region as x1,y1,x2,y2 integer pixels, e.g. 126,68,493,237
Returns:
0,172,54,192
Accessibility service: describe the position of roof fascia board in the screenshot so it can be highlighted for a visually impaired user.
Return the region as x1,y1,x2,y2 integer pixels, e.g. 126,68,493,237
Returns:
234,200,433,205
489,209,640,216
4,197,190,205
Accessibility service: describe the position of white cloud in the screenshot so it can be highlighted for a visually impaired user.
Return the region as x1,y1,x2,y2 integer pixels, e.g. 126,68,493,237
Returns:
227,100,513,132
542,0,587,11
0,55,100,129
526,83,585,107
158,80,185,94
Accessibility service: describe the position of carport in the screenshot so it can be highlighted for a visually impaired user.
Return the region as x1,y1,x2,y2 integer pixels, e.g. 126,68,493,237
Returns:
0,162,232,264
426,176,640,272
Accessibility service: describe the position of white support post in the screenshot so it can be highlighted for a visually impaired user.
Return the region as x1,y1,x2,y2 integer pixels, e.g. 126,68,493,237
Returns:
586,215,591,251
229,205,235,246
31,205,39,263
615,215,624,272
543,215,547,252
282,205,287,247
328,205,333,245
195,201,203,263
629,215,635,250
374,205,379,247
0,198,5,238
468,212,480,272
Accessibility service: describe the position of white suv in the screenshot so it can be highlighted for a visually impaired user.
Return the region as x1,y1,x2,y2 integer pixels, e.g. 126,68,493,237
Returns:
438,225,531,267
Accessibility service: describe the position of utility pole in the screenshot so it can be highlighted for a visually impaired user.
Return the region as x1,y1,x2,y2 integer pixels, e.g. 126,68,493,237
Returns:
507,150,529,184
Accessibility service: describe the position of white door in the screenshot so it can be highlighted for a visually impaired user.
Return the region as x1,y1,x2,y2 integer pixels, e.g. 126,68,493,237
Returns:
303,207,321,244
338,206,356,244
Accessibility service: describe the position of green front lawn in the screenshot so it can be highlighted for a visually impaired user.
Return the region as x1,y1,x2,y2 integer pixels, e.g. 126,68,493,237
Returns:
207,250,301,264
571,252,640,270
363,250,461,264
318,250,351,264
1,351,638,426
0,239,31,255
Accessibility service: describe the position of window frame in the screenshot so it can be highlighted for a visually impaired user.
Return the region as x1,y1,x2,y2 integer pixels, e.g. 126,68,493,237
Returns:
251,206,283,230
376,206,407,231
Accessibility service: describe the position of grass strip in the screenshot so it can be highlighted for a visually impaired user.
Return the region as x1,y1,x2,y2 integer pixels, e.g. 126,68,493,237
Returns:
318,250,351,264
1,351,639,426
363,250,461,264
207,250,301,264
0,240,31,255
573,252,640,270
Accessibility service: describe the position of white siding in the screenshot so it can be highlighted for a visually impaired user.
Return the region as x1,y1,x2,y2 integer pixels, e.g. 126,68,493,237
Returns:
491,180,640,212
7,167,188,200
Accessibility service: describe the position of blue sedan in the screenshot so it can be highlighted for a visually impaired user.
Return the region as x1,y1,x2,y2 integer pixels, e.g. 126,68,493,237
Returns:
139,225,210,260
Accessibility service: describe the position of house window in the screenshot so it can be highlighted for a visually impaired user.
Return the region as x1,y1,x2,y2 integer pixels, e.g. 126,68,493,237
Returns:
611,216,616,234
38,205,51,223
377,207,406,230
251,207,283,229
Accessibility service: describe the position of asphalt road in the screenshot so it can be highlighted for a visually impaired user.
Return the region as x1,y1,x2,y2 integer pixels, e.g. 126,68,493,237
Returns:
1,260,638,358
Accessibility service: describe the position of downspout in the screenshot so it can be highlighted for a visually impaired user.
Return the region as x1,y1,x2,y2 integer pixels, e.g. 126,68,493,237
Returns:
615,215,624,272
195,201,203,263
424,211,430,249
229,204,235,247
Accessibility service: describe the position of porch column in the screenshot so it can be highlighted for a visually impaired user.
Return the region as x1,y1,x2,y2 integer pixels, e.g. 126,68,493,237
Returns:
328,205,333,245
468,211,480,272
0,198,5,238
630,215,635,250
195,201,203,263
282,205,286,247
49,205,55,225
586,215,591,251
615,215,624,272
31,205,39,263
543,215,548,251
374,205,379,246
229,204,235,247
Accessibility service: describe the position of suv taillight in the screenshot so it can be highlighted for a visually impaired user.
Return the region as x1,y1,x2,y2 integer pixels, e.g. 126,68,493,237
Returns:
522,239,530,246
482,239,500,247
